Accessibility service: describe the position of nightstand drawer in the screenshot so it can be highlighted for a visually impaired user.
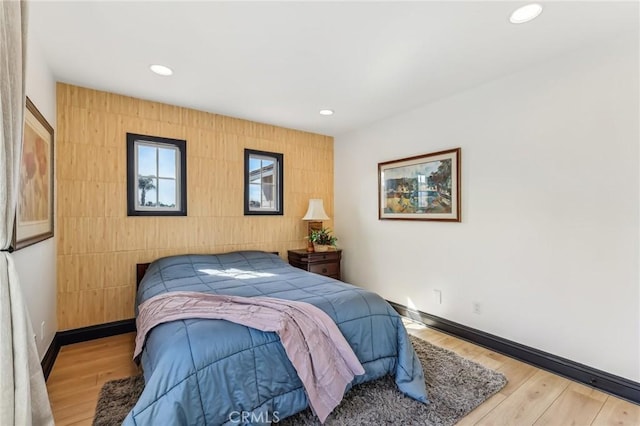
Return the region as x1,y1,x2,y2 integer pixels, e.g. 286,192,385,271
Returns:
306,251,340,263
308,262,339,277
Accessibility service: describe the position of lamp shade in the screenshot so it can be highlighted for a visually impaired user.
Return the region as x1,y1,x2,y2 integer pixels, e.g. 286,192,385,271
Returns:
302,199,330,221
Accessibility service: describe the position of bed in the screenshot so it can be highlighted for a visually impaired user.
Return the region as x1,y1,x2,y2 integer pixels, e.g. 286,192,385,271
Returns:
124,251,427,425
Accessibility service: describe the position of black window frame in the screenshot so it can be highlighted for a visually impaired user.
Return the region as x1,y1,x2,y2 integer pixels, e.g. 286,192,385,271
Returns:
244,148,284,216
126,132,187,216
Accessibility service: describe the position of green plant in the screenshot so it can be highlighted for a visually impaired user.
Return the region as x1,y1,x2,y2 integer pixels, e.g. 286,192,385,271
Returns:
309,228,338,246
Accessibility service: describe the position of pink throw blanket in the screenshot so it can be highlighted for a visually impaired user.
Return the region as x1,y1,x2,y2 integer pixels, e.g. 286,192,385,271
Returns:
134,291,365,423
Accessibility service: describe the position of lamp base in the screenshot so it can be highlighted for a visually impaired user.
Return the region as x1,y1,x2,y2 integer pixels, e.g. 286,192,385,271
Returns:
306,221,323,252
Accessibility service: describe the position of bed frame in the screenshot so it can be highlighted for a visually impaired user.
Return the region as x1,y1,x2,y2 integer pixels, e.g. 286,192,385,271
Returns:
136,263,151,289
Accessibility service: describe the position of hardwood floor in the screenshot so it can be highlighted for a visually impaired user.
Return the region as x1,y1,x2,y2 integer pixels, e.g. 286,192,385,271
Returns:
45,322,639,425
46,333,139,425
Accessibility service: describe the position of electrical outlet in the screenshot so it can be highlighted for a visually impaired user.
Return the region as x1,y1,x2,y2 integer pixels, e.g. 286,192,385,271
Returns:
473,302,481,314
433,289,442,304
40,321,45,341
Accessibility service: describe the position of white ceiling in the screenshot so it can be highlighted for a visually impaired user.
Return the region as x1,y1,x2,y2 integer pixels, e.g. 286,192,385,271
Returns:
29,1,638,136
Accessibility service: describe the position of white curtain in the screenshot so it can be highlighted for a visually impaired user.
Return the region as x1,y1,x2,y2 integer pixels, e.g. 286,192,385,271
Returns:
0,1,54,425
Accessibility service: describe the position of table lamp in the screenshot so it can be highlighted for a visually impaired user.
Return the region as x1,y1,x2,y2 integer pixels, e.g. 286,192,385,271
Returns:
302,199,330,252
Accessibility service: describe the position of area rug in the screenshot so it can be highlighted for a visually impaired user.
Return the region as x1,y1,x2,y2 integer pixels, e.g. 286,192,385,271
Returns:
93,335,506,426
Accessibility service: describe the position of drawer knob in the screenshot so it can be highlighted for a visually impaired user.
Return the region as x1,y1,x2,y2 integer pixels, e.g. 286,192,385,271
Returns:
322,268,327,273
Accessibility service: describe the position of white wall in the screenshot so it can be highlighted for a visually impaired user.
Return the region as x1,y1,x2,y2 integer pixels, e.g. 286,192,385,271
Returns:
335,33,639,381
12,30,58,360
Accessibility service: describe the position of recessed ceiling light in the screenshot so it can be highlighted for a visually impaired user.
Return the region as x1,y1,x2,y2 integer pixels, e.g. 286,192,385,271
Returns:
509,3,543,24
150,64,173,76
319,109,334,116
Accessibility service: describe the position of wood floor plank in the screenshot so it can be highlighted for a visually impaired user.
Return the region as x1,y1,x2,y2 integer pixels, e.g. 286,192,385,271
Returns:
96,364,140,388
457,392,508,426
53,346,132,367
52,399,97,424
57,334,134,354
467,352,505,371
410,326,450,345
64,420,93,426
46,372,98,394
495,356,538,396
443,337,489,360
49,353,136,382
533,382,607,426
591,397,640,426
49,385,102,409
477,369,570,426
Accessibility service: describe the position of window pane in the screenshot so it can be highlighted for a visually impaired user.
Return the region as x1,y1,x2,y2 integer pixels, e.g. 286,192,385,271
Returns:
158,179,177,208
261,172,274,185
249,172,261,184
138,177,157,207
249,183,262,209
249,158,262,173
158,148,176,178
262,161,274,184
261,159,274,170
261,199,274,209
138,145,156,177
261,183,275,202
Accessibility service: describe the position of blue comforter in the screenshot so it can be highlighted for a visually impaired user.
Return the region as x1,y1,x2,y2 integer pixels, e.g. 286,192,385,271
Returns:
124,251,427,425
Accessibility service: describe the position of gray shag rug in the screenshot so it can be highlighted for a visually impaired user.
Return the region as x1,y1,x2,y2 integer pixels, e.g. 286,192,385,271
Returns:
93,335,506,426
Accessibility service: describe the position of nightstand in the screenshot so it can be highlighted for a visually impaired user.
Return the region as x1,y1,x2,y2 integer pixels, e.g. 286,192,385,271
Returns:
287,249,342,280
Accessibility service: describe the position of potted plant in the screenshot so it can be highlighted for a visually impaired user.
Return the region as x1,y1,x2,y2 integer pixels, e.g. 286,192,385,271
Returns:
309,228,338,252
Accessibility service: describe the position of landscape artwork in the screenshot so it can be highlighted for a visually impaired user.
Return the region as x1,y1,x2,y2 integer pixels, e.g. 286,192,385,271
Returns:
13,98,55,250
378,148,461,222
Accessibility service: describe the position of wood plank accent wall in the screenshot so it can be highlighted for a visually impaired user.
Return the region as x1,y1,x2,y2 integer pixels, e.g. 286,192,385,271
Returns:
56,83,334,330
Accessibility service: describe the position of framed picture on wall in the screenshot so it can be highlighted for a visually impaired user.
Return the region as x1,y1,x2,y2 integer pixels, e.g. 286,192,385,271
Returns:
378,148,461,222
12,97,55,250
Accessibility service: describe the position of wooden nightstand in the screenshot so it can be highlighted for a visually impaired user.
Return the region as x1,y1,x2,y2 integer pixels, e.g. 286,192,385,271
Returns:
287,249,342,280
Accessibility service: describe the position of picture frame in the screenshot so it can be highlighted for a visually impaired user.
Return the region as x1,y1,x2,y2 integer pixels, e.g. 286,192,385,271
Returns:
378,148,461,222
12,97,55,250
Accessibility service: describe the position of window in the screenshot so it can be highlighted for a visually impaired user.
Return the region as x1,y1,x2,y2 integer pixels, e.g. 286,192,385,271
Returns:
127,133,187,216
244,149,283,215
